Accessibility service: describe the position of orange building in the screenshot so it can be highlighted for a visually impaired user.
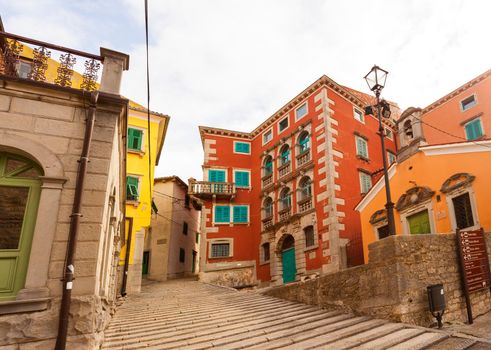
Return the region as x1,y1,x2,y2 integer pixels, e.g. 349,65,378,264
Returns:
356,69,491,262
190,75,398,287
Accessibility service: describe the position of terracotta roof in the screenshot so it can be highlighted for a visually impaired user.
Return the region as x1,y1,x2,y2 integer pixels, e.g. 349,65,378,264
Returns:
154,175,188,189
340,85,377,106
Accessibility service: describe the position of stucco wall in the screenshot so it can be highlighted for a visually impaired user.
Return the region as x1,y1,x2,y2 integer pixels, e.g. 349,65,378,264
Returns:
263,232,491,327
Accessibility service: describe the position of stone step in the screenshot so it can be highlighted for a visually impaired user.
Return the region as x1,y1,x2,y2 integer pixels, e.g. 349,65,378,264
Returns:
386,331,448,349
350,328,425,349
426,337,477,350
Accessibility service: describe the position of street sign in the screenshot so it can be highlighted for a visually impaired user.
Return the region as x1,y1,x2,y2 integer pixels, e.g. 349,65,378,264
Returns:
456,228,491,324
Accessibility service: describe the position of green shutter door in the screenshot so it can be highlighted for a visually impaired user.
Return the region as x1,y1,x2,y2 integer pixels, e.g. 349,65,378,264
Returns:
282,248,297,283
407,210,431,234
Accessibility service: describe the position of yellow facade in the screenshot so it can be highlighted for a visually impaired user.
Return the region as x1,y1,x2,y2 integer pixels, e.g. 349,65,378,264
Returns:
357,142,491,263
122,108,169,266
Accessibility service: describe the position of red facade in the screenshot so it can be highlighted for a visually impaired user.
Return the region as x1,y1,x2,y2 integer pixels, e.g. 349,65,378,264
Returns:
192,75,398,287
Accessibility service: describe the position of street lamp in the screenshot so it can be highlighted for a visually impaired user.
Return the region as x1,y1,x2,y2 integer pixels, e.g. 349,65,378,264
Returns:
364,65,396,236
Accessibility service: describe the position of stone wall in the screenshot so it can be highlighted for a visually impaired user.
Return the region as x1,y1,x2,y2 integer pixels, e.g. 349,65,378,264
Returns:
200,263,256,288
263,233,491,326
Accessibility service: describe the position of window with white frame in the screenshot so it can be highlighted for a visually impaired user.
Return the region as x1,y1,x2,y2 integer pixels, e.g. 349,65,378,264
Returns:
385,127,394,140
296,103,308,120
354,107,364,123
387,151,396,165
233,169,250,188
461,94,477,112
359,171,372,194
234,141,251,154
304,226,315,248
355,136,369,159
263,129,273,144
464,118,483,141
452,192,475,229
210,241,231,258
278,117,289,133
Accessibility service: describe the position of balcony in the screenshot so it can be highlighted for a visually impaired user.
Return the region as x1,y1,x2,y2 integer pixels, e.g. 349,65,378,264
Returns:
262,173,273,188
0,31,106,92
278,161,291,179
279,207,291,223
188,180,236,199
296,150,311,167
298,196,313,213
262,216,274,231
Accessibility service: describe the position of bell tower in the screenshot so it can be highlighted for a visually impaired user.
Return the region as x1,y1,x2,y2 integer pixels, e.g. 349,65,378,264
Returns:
397,107,426,161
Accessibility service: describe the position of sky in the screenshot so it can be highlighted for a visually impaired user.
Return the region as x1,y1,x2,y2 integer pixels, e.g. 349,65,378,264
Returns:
2,0,490,181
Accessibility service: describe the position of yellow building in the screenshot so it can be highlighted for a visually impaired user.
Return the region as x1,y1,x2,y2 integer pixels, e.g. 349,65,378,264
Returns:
121,104,169,294
356,141,491,263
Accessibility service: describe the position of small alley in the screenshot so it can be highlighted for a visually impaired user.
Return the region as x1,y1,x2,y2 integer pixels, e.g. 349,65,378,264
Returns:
101,279,491,350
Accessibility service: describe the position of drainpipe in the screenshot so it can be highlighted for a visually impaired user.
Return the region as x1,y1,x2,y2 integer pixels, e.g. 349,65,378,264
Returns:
121,216,133,296
55,91,99,350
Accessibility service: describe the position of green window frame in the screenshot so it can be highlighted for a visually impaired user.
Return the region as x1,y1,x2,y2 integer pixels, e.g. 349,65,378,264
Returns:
128,128,143,151
214,205,230,223
264,157,273,176
299,133,310,153
464,119,483,141
126,176,139,201
234,170,250,188
280,147,290,165
234,142,250,154
356,136,368,159
208,169,226,182
359,171,372,193
233,205,249,223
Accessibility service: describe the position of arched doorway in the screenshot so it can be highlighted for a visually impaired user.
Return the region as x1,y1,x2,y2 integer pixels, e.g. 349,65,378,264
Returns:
0,152,42,300
281,235,296,283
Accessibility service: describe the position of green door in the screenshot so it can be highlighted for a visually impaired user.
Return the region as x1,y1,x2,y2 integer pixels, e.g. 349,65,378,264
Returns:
407,210,431,234
0,153,42,301
282,248,297,283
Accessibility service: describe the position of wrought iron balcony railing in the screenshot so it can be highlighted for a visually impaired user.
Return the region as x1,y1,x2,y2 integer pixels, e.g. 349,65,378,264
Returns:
0,31,102,91
188,180,236,199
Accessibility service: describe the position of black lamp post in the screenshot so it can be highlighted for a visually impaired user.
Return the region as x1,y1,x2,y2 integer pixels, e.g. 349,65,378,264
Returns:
364,65,396,236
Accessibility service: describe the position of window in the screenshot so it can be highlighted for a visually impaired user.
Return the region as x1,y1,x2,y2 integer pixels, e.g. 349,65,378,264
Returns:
208,169,226,182
387,151,396,165
196,232,200,243
407,210,431,234
280,145,290,165
263,129,273,144
182,222,188,235
355,136,369,159
359,172,372,194
280,188,292,210
464,119,483,141
354,108,364,123
263,197,273,218
184,194,190,209
234,170,250,188
211,242,230,258
296,103,308,120
279,117,289,132
299,176,312,200
234,141,250,154
452,193,474,229
264,156,273,176
377,225,389,240
214,205,230,223
298,132,310,153
261,242,270,262
461,95,477,112
385,128,394,140
304,226,315,248
128,128,143,151
233,205,249,223
126,176,139,201
179,248,185,263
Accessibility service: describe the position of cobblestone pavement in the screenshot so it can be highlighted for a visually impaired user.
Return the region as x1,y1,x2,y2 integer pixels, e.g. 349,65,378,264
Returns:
102,279,491,349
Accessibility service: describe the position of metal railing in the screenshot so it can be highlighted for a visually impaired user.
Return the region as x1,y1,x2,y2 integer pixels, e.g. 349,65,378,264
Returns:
0,31,102,91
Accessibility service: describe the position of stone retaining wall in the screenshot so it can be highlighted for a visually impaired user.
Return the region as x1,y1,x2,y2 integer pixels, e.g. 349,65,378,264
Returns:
263,233,491,326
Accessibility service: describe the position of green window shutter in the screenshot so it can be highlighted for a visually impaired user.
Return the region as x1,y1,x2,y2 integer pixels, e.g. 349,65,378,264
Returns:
265,160,273,175
360,172,371,193
235,142,250,154
128,128,143,151
465,119,483,140
408,210,430,234
233,206,248,223
357,137,368,158
126,176,139,200
209,169,226,182
215,205,230,223
235,171,249,187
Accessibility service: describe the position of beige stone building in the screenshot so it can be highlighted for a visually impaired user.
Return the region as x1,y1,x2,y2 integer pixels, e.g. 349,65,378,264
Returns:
0,24,129,349
146,176,201,280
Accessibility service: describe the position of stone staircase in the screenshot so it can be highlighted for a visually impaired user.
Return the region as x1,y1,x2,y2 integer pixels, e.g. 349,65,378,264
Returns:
101,280,486,349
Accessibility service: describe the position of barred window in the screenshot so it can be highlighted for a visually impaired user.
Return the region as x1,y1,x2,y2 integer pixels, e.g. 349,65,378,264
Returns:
452,192,474,229
262,242,270,262
304,226,315,248
211,243,230,258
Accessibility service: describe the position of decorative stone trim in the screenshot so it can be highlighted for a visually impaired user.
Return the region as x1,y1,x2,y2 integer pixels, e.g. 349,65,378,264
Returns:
396,186,435,212
440,173,476,194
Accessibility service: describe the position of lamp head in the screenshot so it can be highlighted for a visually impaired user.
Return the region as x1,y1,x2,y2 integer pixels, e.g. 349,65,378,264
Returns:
364,65,388,93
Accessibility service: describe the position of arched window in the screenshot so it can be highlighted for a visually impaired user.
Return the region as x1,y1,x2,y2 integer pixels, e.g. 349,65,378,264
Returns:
0,152,42,299
280,188,291,210
298,132,310,153
298,176,312,200
261,242,270,262
404,120,413,138
263,197,273,218
263,155,273,176
279,145,290,166
304,226,315,248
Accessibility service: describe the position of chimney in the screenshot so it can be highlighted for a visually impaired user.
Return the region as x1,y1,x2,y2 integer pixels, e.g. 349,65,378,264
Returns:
99,47,130,95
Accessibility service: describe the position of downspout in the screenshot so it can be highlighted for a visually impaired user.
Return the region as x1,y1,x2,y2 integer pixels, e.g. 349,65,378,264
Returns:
55,91,99,350
121,216,133,296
